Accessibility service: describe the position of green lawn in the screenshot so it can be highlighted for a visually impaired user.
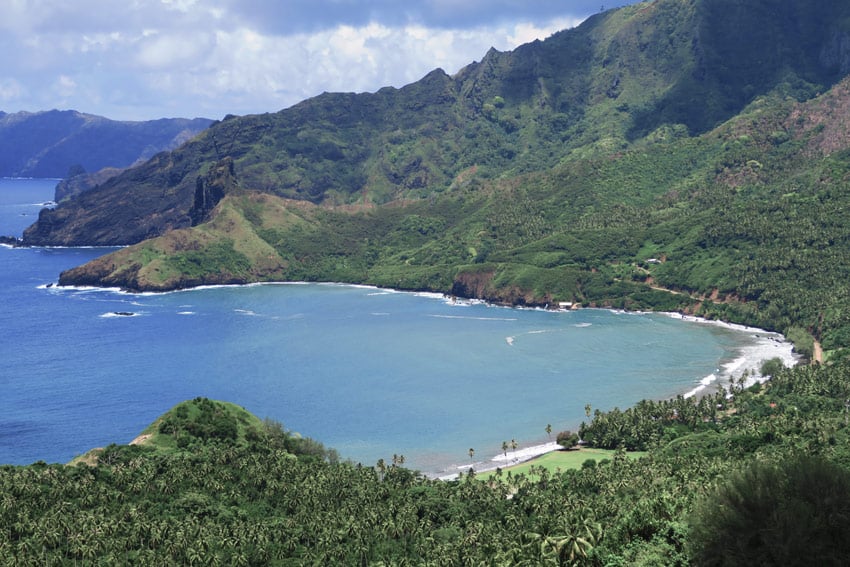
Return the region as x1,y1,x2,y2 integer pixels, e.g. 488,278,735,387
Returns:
480,447,646,480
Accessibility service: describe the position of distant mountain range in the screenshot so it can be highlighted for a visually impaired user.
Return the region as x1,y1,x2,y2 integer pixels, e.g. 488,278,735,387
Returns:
0,110,212,179
21,0,850,354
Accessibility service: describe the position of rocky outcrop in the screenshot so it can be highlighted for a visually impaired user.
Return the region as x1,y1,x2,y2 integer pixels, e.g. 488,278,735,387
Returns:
190,158,238,225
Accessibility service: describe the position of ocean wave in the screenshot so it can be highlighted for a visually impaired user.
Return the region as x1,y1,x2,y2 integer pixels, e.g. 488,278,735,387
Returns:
416,291,447,300
684,373,719,398
177,311,196,315
490,441,561,464
436,442,562,480
428,314,518,322
99,311,141,318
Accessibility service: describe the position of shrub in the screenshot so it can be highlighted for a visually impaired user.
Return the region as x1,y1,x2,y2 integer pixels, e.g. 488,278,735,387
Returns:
689,455,850,566
556,430,579,449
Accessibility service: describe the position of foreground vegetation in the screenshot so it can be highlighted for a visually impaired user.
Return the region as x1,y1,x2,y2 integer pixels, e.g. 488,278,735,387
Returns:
9,1,850,564
3,360,850,565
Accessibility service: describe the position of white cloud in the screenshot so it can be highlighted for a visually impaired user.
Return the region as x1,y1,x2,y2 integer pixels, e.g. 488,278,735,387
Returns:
508,18,584,46
0,1,640,120
55,75,77,97
136,31,214,69
0,78,25,102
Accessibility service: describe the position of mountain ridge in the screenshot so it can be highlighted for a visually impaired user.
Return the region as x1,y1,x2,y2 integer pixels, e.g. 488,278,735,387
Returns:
23,0,850,355
0,109,213,180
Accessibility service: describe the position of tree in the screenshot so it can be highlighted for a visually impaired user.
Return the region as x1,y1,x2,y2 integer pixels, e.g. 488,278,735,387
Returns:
545,424,552,441
556,430,579,450
760,357,785,378
689,455,850,566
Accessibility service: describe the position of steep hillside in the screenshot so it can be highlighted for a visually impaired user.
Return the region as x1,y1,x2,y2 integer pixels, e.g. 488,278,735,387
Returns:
0,110,212,179
29,0,850,354
24,0,850,246
57,73,850,355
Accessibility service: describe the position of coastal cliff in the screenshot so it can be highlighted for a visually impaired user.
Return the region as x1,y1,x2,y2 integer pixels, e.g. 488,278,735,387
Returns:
29,0,850,353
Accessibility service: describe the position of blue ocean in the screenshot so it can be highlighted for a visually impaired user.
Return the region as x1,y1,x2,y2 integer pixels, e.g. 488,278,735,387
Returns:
0,178,789,475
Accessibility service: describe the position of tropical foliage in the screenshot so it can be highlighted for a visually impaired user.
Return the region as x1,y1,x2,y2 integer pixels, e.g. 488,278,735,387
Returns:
9,0,850,564
3,360,850,565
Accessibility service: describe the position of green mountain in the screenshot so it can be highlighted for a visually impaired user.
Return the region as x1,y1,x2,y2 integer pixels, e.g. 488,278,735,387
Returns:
0,109,212,179
25,0,850,355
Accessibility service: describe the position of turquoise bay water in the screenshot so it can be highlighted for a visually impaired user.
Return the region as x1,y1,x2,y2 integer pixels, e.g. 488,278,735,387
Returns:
1,179,771,475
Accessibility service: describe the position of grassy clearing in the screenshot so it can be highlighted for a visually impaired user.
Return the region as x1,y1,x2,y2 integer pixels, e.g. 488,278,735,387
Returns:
480,447,647,480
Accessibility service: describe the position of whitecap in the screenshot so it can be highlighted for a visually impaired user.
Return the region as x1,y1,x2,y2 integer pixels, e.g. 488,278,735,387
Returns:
414,291,446,300
428,314,517,322
684,373,719,398
490,442,561,464
234,309,259,316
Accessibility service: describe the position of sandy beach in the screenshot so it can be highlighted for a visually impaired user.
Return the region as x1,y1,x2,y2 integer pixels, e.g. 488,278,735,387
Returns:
664,313,800,397
435,310,802,480
439,441,563,480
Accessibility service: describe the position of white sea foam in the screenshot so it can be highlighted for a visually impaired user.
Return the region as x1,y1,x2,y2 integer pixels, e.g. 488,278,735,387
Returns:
437,442,562,480
177,311,196,315
99,311,140,318
574,322,592,328
506,336,515,346
429,314,518,322
667,312,800,397
415,291,447,300
684,373,719,398
491,441,561,464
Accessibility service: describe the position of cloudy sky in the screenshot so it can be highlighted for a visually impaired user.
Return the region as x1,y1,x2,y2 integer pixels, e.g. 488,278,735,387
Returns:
0,0,639,121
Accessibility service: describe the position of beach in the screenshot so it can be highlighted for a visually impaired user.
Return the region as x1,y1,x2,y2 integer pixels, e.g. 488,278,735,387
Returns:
665,313,800,397
435,311,802,480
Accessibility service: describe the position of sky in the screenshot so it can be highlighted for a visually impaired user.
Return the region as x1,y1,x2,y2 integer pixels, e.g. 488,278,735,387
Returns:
0,0,640,121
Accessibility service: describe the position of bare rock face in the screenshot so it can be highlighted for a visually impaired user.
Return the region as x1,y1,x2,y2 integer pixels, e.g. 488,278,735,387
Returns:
190,158,238,225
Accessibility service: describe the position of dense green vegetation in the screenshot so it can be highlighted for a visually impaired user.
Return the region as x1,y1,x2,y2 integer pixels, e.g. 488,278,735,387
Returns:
4,361,850,565
46,0,850,359
12,0,850,563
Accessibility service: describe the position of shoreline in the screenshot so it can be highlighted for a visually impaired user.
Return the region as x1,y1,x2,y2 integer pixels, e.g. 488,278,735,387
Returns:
437,441,563,480
663,312,800,397
34,275,801,477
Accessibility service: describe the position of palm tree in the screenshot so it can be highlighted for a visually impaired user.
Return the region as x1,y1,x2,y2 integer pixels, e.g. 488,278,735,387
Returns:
545,424,552,441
